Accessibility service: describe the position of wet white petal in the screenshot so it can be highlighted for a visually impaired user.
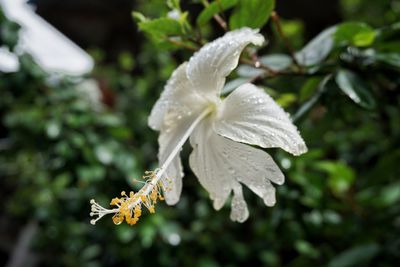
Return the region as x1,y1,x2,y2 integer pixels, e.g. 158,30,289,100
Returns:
214,83,308,156
148,62,207,131
187,28,264,102
189,118,284,221
158,113,201,205
189,118,232,210
230,185,249,223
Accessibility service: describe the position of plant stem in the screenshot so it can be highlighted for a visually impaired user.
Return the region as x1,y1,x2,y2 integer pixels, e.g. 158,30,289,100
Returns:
201,0,228,31
271,11,302,70
166,38,199,51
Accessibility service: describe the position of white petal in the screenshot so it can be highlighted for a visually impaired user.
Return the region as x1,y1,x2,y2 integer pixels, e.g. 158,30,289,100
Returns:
148,62,206,131
230,185,249,223
214,83,308,156
187,28,264,101
189,118,284,221
158,113,200,205
189,119,233,210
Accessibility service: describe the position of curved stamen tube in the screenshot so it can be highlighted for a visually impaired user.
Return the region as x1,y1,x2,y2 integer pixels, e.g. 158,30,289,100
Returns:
90,107,213,226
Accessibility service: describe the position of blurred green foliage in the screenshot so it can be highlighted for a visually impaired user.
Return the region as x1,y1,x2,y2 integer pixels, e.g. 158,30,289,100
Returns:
1,1,400,267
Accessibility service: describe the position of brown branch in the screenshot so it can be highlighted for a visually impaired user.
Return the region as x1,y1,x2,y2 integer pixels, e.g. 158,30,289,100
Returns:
271,11,302,70
166,38,199,51
240,58,278,76
202,0,228,31
240,56,330,80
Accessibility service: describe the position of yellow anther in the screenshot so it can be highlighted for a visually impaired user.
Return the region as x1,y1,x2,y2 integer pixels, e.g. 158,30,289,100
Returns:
110,197,121,206
150,188,158,202
112,213,124,225
90,169,168,226
149,206,155,214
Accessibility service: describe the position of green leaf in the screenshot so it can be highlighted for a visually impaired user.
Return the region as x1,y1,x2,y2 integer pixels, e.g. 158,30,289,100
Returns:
260,54,292,71
229,0,275,29
300,77,322,102
292,75,331,122
235,54,291,79
335,22,376,47
236,65,264,78
335,69,376,109
379,183,400,206
197,0,238,26
296,26,336,66
276,93,297,108
294,240,319,258
138,17,183,40
221,77,251,95
315,161,355,195
327,243,380,267
0,20,21,49
375,41,400,53
375,22,400,42
353,31,376,47
375,53,400,68
167,0,181,10
132,11,147,23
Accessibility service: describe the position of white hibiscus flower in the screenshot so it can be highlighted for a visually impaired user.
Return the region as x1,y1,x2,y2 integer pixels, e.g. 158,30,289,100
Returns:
90,28,307,225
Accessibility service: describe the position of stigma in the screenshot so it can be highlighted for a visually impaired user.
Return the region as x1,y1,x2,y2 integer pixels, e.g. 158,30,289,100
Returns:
90,170,165,226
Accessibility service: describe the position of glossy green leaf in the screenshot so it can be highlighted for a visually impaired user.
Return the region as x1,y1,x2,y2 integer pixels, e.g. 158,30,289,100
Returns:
138,17,182,40
276,93,297,108
335,22,376,47
197,0,238,26
229,0,275,29
235,54,291,79
327,244,380,267
260,54,292,71
132,11,147,23
296,26,336,66
221,77,251,95
375,53,400,68
335,69,376,109
167,0,181,10
236,65,264,77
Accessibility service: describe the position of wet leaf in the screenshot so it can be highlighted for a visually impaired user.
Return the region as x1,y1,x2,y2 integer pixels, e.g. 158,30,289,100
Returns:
296,26,336,66
229,0,275,29
335,22,376,47
260,54,292,71
327,243,380,267
197,0,238,26
335,69,376,109
138,18,183,40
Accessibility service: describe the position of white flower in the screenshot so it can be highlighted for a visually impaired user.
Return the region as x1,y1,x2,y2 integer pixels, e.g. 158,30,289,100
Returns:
90,28,307,226
148,28,307,222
